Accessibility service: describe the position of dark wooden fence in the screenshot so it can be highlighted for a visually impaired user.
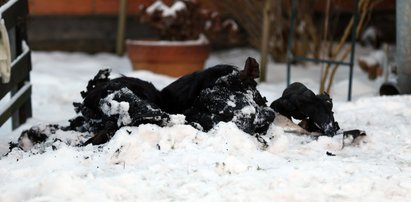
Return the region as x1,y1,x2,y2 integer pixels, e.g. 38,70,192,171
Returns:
0,0,32,129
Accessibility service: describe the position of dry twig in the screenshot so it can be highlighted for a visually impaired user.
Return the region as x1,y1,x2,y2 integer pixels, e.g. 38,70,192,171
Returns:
320,0,372,94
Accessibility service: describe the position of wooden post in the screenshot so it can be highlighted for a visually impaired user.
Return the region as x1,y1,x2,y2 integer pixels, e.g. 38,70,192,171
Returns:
260,0,271,82
116,0,128,56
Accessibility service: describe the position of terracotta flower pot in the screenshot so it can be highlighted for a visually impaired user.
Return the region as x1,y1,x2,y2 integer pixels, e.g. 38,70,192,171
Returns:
126,37,210,77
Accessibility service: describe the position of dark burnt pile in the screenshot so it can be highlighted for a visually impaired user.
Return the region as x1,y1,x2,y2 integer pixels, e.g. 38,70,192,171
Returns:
271,82,340,136
72,57,275,145
13,57,344,151
162,57,275,142
66,69,169,145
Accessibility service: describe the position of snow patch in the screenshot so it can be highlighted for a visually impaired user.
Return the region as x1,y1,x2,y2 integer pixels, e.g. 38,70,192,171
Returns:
146,0,186,17
168,114,186,126
240,105,256,116
100,88,133,126
206,122,258,154
126,34,209,46
266,125,289,154
227,95,236,107
215,155,252,175
358,50,386,67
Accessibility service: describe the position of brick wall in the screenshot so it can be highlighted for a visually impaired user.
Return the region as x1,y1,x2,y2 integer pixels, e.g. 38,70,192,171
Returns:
26,0,235,52
29,0,394,16
28,0,173,16
27,0,394,52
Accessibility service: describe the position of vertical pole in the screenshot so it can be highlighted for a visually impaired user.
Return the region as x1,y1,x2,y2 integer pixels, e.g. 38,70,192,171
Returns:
382,43,389,83
396,0,411,94
286,0,297,86
348,0,360,101
260,0,272,82
116,0,128,56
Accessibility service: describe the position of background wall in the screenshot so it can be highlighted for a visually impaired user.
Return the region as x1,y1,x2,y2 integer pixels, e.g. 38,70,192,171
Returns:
28,0,172,15
27,0,174,52
26,0,395,53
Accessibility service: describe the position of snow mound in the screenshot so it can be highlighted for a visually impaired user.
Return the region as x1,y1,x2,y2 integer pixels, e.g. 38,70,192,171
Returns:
1,50,411,201
2,96,411,202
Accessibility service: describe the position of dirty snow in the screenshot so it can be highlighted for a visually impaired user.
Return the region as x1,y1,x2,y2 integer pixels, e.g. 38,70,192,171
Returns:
0,48,410,201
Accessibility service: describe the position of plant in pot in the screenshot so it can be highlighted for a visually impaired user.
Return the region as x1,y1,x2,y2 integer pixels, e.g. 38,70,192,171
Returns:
126,0,238,77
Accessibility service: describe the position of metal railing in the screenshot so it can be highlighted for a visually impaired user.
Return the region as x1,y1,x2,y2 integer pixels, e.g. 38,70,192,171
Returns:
286,0,360,101
0,0,32,129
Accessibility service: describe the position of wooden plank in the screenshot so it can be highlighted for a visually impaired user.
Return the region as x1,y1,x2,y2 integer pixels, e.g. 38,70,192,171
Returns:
116,0,127,56
0,49,31,99
259,0,271,82
0,82,31,127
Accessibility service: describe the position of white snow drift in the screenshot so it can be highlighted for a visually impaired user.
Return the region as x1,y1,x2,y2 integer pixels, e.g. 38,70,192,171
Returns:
0,49,410,201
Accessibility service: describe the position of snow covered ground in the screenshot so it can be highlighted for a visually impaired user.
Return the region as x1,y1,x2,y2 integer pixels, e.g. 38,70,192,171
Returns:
0,49,410,201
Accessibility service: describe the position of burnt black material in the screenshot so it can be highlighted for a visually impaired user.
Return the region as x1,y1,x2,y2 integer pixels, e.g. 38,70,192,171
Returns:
76,69,163,120
66,58,275,145
161,65,236,114
161,57,262,114
180,57,275,135
12,57,349,150
343,129,367,139
270,82,340,136
71,69,169,145
11,124,59,150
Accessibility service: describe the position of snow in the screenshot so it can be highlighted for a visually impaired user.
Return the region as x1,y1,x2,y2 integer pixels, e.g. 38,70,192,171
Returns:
222,19,239,31
0,48,411,201
101,88,133,126
358,49,386,67
126,34,209,46
0,0,18,14
146,0,187,17
360,26,380,48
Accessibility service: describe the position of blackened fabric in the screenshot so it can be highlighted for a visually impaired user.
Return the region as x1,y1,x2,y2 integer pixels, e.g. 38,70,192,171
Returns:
184,69,275,136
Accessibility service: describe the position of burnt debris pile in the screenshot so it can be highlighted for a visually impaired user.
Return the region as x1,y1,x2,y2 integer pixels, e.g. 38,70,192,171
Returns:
13,57,344,150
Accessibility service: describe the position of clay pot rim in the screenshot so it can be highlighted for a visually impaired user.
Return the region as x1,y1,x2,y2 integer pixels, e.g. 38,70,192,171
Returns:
126,34,209,47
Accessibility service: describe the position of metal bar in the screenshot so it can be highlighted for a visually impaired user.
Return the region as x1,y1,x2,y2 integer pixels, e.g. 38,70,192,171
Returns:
395,0,411,94
0,48,31,98
348,0,360,101
286,0,359,101
11,50,32,129
12,96,32,129
0,82,31,127
286,0,297,86
0,0,29,30
11,80,32,129
292,56,352,66
0,0,32,129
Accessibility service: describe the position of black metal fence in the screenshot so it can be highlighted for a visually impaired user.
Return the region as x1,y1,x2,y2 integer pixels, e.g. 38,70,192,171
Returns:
0,0,32,129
